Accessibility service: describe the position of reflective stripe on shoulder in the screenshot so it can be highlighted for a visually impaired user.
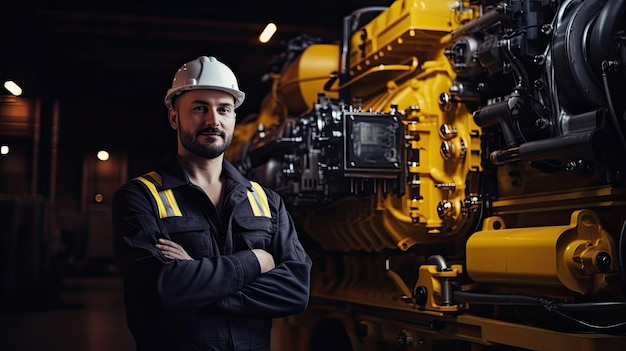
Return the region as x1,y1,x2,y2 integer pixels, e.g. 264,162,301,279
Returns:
247,181,271,218
135,172,183,219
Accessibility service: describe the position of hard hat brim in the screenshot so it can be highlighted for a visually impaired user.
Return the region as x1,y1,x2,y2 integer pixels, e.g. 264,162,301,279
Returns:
164,85,245,109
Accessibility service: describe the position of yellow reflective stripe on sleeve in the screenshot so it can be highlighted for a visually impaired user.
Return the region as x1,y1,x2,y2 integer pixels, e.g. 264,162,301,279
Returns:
136,172,183,218
248,181,271,218
251,181,271,217
163,189,183,217
136,176,168,219
247,189,262,216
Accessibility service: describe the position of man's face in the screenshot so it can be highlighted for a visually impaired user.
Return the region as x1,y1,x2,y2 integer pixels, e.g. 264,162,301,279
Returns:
169,89,237,159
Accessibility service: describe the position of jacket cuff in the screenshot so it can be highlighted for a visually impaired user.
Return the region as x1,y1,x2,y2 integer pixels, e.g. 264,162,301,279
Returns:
232,250,261,288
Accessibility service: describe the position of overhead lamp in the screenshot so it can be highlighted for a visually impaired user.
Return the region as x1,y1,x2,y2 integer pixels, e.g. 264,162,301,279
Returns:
3,80,23,96
259,22,277,43
97,150,110,161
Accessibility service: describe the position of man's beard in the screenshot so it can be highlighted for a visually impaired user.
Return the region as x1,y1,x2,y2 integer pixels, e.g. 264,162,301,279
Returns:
179,127,232,159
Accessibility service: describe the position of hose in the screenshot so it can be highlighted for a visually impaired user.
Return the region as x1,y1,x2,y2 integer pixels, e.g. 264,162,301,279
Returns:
453,291,626,334
589,0,626,76
600,60,626,153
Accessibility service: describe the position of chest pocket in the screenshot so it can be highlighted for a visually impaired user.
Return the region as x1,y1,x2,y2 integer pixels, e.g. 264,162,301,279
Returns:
234,212,275,250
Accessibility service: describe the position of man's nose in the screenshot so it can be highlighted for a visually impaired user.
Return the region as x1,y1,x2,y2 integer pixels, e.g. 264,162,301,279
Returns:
204,108,220,126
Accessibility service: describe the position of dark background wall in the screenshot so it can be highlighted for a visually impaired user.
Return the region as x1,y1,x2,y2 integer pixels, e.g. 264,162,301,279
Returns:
0,0,391,305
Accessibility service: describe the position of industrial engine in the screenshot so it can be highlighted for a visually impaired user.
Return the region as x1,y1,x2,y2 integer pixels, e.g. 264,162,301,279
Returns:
226,0,626,350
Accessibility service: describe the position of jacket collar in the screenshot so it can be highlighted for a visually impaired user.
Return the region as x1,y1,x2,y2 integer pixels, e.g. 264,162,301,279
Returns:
156,152,252,190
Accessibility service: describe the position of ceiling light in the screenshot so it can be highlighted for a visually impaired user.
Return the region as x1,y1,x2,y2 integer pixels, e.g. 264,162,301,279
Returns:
259,22,277,43
3,80,23,96
97,150,110,161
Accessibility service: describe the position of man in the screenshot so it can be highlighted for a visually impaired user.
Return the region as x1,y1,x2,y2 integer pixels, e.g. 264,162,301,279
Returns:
112,56,312,351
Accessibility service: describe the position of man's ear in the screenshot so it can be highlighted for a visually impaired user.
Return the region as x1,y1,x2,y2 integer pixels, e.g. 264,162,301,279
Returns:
168,109,178,130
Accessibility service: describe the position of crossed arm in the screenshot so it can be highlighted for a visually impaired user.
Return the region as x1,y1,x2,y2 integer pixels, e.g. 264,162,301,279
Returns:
156,239,275,273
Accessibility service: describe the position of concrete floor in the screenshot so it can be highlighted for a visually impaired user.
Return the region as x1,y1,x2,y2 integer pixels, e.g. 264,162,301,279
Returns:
0,276,135,351
0,274,291,351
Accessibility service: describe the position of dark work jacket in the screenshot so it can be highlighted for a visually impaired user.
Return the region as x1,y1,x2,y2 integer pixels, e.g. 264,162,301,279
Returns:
111,154,312,351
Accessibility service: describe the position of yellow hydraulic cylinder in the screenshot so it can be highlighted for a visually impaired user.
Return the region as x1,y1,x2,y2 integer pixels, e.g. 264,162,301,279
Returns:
466,209,617,294
277,44,339,115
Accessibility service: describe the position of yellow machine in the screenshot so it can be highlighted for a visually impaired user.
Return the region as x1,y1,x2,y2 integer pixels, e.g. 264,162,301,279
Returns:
227,1,626,349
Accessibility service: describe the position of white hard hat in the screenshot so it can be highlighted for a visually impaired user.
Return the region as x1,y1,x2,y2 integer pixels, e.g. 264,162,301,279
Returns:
164,56,245,109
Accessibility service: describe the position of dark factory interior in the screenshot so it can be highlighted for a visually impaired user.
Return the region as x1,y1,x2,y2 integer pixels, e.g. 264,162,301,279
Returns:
0,1,389,350
2,0,391,154
3,0,626,350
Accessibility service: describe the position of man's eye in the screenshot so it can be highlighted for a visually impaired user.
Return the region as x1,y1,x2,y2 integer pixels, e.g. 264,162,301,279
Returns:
218,107,231,114
193,106,208,112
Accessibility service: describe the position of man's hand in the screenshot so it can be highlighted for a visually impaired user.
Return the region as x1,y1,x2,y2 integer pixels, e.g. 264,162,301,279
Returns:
156,239,274,272
251,249,275,273
156,238,193,260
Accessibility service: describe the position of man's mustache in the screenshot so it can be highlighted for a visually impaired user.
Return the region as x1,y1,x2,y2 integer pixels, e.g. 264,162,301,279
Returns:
197,127,224,136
